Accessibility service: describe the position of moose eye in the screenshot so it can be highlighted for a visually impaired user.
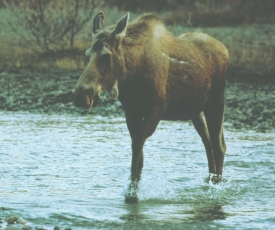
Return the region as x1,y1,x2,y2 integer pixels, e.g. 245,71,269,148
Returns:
104,43,110,50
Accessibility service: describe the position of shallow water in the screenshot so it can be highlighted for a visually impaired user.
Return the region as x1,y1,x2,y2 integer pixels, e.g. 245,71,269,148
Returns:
0,111,274,229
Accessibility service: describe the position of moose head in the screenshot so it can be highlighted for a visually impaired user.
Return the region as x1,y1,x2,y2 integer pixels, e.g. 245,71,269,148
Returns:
74,11,129,109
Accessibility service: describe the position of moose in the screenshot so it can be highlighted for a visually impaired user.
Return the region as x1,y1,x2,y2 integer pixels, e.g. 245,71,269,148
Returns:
74,12,229,202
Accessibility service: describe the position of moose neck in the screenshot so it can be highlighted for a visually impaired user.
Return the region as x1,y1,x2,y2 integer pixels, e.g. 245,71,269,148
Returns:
118,15,176,81
119,44,145,79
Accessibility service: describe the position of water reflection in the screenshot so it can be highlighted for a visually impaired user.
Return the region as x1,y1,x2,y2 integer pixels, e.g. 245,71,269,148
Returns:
188,203,227,221
120,203,148,223
120,201,227,229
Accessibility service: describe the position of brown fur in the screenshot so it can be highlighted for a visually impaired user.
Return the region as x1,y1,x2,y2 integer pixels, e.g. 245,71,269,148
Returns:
74,12,229,202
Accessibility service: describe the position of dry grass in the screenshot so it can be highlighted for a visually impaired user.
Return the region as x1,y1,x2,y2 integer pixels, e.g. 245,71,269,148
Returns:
0,38,90,71
55,58,85,70
0,6,274,78
167,24,275,78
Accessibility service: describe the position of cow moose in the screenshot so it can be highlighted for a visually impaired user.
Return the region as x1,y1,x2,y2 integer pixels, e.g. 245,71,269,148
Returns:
74,12,229,203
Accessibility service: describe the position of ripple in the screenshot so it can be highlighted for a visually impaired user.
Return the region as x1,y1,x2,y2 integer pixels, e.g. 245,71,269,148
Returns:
0,111,274,229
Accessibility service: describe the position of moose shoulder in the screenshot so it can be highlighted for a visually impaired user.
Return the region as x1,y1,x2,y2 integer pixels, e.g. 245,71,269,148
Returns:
74,12,229,203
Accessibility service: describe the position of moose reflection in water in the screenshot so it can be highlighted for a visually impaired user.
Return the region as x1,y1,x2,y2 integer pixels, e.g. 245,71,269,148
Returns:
74,12,229,202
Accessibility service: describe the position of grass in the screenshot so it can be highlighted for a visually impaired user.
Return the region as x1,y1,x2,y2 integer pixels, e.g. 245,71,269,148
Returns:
0,39,90,71
167,24,275,78
0,6,274,78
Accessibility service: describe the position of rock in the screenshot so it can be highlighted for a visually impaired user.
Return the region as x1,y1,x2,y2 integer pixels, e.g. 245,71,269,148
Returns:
6,216,28,229
53,227,60,230
22,226,32,230
7,216,18,224
17,217,27,225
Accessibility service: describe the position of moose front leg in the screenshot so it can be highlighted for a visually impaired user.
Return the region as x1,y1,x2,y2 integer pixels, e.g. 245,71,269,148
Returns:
124,107,143,181
125,105,163,203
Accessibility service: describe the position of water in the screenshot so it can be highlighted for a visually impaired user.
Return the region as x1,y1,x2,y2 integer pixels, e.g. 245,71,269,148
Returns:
0,111,274,229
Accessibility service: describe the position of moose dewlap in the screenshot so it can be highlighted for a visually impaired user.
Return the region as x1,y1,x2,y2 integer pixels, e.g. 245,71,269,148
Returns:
74,12,229,203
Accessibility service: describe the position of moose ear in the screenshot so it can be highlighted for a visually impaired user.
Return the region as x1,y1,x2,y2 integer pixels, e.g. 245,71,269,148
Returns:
93,11,105,35
114,12,129,38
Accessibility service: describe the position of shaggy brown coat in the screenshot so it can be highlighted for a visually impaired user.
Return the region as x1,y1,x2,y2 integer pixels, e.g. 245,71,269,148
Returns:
74,12,229,202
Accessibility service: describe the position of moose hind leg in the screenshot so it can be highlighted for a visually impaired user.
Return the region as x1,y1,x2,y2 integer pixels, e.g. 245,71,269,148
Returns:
192,112,216,174
204,97,226,183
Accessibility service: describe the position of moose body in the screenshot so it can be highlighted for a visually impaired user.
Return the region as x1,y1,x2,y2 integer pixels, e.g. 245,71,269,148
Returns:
74,12,229,202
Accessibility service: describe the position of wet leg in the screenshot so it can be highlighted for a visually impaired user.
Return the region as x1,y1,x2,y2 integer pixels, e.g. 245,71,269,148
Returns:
192,112,216,174
124,109,144,182
125,106,162,203
204,99,226,183
123,108,142,203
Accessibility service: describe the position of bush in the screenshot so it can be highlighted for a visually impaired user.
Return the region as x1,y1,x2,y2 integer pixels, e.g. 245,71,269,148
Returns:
3,0,103,51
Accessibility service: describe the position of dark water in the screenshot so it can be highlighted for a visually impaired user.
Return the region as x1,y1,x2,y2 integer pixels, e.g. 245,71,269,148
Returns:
0,112,274,229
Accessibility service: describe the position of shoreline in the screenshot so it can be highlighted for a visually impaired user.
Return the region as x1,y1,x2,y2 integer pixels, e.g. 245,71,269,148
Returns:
0,68,274,132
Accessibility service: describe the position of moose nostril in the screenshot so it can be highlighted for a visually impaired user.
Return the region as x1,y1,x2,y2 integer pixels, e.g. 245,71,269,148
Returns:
73,87,94,109
86,87,94,98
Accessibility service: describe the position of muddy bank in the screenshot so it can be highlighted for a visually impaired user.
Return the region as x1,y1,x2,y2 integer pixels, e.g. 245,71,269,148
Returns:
0,68,274,132
0,69,123,117
224,70,275,131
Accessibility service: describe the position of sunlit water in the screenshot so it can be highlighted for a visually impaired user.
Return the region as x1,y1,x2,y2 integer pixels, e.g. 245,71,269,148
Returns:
0,111,274,229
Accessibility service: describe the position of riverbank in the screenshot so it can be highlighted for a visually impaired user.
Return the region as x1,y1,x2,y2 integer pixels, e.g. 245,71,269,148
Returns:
0,68,274,132
0,7,274,134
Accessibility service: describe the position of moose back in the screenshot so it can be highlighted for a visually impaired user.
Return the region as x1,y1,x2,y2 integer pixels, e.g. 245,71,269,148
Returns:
74,12,229,202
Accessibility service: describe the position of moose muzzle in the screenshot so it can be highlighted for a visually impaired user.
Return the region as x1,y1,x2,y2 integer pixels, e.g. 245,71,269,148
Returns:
73,87,100,110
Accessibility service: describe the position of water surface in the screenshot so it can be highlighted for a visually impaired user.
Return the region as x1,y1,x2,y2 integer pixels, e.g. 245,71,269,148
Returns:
0,112,274,229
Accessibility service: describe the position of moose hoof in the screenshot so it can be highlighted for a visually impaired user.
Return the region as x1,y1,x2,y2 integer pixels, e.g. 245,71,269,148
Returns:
125,195,138,203
209,174,222,184
125,181,139,203
125,189,138,203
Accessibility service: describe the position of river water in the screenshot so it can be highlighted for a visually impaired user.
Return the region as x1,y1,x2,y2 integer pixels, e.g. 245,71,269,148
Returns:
0,111,274,229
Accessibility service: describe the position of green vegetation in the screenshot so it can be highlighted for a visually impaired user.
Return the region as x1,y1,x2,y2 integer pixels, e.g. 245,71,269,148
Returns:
0,0,274,77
